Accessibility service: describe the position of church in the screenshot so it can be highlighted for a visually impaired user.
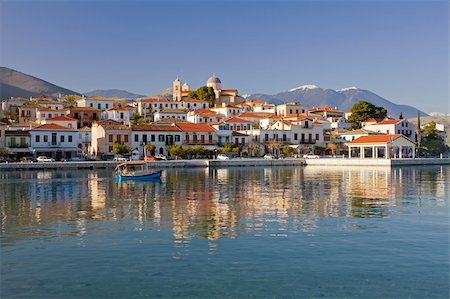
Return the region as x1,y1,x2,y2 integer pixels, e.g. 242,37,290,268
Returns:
172,75,245,106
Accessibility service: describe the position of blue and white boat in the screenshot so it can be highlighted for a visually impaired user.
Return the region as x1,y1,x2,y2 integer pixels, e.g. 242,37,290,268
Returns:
115,161,162,181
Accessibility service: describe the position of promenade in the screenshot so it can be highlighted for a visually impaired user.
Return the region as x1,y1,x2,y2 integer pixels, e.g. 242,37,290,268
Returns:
0,157,448,170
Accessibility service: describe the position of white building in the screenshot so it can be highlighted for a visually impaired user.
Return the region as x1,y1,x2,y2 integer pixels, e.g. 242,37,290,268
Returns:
347,134,416,159
276,102,306,116
153,110,188,122
77,96,120,111
131,124,183,157
30,124,80,159
210,104,243,118
43,115,78,129
136,97,181,120
36,109,66,124
187,109,225,124
103,106,136,125
363,119,416,141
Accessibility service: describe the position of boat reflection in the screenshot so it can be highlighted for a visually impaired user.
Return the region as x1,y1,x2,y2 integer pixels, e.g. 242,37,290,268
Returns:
1,166,448,245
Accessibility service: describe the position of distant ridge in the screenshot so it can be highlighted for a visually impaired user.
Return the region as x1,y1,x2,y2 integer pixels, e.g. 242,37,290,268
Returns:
248,84,428,118
0,67,79,99
84,89,145,99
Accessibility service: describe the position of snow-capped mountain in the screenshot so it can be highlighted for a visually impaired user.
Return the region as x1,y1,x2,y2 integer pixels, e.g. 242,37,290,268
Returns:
248,85,427,118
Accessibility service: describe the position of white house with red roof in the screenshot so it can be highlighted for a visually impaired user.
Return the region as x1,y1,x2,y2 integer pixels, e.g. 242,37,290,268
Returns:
30,123,80,160
180,98,209,110
276,102,306,116
153,109,188,122
363,118,416,141
347,134,416,159
136,97,180,120
131,124,183,157
210,103,243,118
36,108,66,124
103,106,136,125
43,115,78,129
176,123,218,150
186,109,225,124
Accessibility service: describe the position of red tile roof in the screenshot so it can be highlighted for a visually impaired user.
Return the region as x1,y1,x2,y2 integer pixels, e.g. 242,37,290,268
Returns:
223,117,251,123
139,97,171,103
308,107,342,113
131,125,182,132
183,98,208,103
238,112,272,119
348,134,415,144
176,123,216,132
377,119,402,125
67,107,100,111
32,124,74,131
46,115,77,121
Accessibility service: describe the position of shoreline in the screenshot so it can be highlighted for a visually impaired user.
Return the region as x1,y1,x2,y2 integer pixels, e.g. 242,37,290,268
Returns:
0,157,448,170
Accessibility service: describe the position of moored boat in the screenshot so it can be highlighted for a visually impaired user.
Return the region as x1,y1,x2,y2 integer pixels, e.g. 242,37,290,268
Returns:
115,161,162,181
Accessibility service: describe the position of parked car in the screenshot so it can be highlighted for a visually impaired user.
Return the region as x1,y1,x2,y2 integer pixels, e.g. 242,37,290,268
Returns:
113,156,127,162
20,157,35,163
217,154,230,160
264,154,274,160
37,156,55,162
154,154,168,160
303,154,320,159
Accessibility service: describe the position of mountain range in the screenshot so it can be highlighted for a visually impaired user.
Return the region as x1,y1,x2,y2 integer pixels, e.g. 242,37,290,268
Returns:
247,85,427,118
0,67,427,118
0,67,79,99
83,89,145,99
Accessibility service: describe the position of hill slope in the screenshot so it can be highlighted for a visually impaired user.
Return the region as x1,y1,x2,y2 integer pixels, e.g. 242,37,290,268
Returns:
0,67,79,99
84,89,145,99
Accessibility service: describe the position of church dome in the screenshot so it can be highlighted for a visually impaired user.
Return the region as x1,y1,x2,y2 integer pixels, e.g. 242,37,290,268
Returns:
207,76,221,84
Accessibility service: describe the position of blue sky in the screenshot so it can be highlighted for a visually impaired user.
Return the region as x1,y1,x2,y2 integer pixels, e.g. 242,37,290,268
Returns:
1,0,448,113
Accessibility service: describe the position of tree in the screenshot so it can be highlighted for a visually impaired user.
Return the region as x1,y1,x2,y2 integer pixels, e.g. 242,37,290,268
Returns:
326,143,338,156
188,86,216,107
282,145,294,157
61,94,82,108
113,143,131,155
221,142,238,154
168,144,184,159
419,121,448,156
145,144,156,156
0,147,10,157
347,100,387,129
188,91,198,99
268,139,281,156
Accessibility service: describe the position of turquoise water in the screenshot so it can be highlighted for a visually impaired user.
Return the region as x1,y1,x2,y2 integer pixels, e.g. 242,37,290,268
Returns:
1,166,449,298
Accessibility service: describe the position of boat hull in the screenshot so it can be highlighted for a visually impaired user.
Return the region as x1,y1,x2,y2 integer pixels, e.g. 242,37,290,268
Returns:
115,170,162,181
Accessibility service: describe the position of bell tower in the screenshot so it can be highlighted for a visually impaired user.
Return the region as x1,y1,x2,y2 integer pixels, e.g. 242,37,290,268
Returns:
172,78,182,101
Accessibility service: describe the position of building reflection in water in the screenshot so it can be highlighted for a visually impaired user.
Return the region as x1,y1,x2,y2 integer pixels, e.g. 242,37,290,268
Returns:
0,166,448,246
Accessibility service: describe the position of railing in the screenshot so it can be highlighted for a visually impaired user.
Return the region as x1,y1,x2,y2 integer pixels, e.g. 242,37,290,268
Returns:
300,139,316,144
263,138,291,143
48,142,62,147
184,140,217,145
8,143,29,148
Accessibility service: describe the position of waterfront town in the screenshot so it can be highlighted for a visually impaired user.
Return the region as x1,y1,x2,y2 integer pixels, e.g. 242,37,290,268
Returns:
0,75,447,163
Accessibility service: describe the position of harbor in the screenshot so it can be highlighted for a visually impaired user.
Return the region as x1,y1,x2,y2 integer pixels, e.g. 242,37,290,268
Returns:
0,157,448,170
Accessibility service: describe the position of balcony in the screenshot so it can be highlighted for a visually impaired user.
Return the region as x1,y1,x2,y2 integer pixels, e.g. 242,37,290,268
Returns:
263,138,291,143
48,142,62,147
8,143,29,148
184,140,217,145
300,139,316,145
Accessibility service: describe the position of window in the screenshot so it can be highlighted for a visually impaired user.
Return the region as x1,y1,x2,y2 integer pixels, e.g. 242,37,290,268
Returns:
124,135,129,143
158,135,165,142
151,134,155,142
143,134,148,143
283,134,287,141
106,104,109,109
134,134,139,142
61,135,65,142
108,135,113,142
117,135,121,143
97,104,101,109
36,135,40,142
68,124,72,128
42,113,46,117
175,135,180,142
294,133,298,140
90,103,93,108
316,134,319,141
109,145,113,152
186,134,190,142
68,136,72,142
193,134,198,142
304,121,309,128
44,135,48,142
